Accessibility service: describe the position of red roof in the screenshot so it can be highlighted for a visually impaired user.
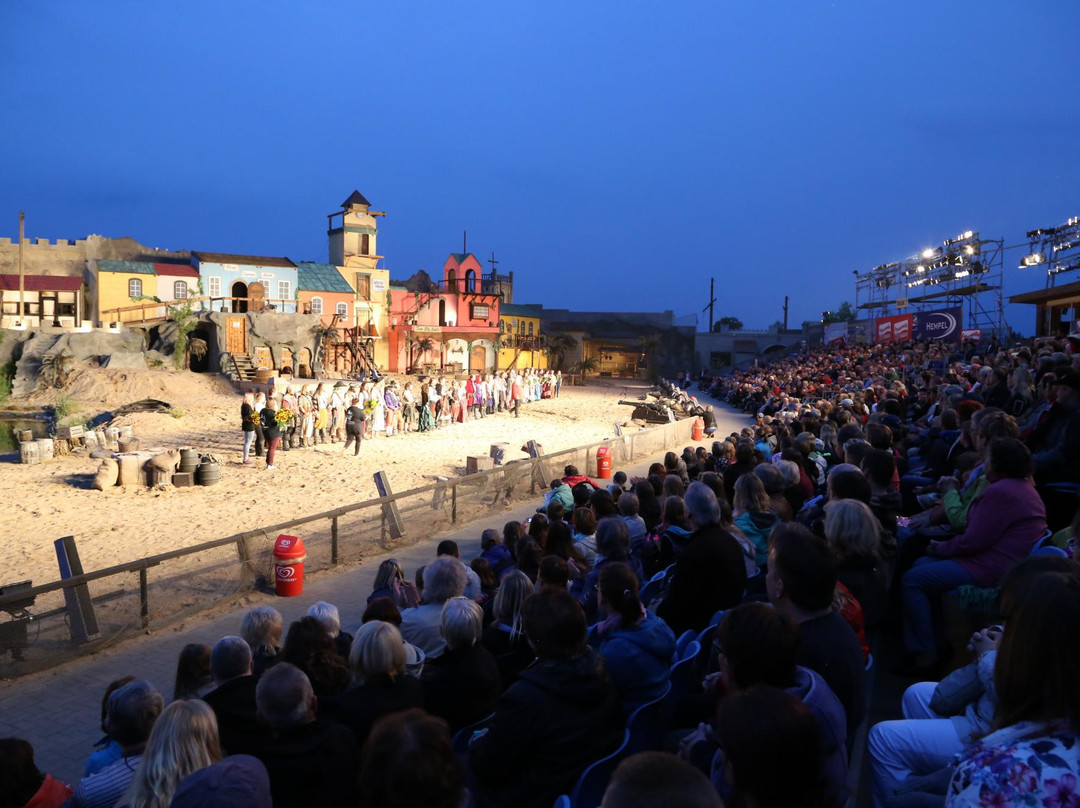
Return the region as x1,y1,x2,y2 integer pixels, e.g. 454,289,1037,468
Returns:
0,274,83,292
154,263,199,277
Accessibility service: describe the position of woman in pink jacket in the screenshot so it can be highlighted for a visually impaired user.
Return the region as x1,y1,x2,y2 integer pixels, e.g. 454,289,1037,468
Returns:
899,437,1047,675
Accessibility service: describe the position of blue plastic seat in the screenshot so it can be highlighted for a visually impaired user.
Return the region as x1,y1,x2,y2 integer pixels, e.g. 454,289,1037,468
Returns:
625,681,672,755
451,711,495,758
639,568,668,606
1032,545,1068,558
666,640,701,704
568,729,630,808
675,629,696,658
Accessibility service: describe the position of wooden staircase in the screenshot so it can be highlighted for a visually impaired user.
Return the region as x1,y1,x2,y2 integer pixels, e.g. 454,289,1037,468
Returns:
231,353,258,383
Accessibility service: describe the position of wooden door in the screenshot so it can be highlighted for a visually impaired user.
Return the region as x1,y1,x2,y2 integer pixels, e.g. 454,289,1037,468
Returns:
281,347,293,371
254,346,272,368
469,344,486,372
248,282,265,312
226,316,248,355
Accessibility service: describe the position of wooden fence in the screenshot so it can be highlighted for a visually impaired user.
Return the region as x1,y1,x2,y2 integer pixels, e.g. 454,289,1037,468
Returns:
0,417,696,678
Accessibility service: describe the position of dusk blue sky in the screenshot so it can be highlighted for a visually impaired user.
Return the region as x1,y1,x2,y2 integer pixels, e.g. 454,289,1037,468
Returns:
2,2,1077,333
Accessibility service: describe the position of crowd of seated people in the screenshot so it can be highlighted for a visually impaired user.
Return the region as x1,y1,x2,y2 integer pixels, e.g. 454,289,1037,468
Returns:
3,336,1079,808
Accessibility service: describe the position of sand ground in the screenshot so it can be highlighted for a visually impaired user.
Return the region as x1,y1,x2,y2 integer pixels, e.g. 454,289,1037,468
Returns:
4,368,658,586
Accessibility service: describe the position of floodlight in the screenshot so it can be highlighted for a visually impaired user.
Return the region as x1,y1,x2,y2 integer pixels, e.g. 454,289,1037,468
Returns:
921,248,936,258
1019,253,1047,268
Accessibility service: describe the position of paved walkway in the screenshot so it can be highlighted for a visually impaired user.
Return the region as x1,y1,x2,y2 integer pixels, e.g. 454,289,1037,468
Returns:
0,387,750,787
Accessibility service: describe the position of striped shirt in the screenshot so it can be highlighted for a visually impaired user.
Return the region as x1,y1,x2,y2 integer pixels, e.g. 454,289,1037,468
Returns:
65,753,142,808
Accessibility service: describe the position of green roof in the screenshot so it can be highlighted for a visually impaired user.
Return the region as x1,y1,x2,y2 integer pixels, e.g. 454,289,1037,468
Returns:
500,303,543,318
449,252,477,264
97,260,156,275
297,262,353,293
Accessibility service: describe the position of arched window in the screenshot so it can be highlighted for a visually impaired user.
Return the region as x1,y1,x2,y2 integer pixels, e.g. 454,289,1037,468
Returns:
310,296,323,315
519,320,525,335
336,302,347,317
528,321,534,336
465,269,476,292
129,278,142,298
174,280,188,300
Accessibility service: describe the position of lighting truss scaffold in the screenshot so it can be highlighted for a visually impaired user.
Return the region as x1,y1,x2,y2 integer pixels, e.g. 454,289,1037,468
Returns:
854,229,1006,339
1018,215,1080,287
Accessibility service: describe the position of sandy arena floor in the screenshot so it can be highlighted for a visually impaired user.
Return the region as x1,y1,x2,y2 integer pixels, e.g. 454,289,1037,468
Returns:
4,368,661,586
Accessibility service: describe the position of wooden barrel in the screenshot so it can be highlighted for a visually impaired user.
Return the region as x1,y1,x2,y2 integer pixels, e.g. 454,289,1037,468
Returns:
18,429,34,443
254,368,277,384
196,458,221,486
36,438,54,460
178,448,200,475
118,437,140,453
20,441,40,465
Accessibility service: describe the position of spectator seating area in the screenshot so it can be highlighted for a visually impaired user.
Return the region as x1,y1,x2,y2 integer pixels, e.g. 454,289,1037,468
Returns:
2,335,1079,808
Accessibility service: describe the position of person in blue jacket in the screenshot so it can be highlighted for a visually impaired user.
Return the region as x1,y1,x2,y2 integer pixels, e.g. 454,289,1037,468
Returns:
588,561,676,713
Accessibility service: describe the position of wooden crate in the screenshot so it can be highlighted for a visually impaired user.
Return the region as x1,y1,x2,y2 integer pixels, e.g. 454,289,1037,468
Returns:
466,455,495,474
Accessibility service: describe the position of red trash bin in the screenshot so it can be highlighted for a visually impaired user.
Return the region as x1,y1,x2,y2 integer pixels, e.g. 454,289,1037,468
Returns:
692,417,704,441
273,534,306,597
596,445,612,480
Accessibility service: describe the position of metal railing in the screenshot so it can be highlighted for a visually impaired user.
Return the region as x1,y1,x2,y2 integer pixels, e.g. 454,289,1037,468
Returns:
100,296,301,323
0,416,696,678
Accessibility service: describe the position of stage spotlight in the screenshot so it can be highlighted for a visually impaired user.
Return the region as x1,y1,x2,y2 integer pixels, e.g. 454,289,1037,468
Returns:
1020,253,1047,268
964,245,977,256
921,248,936,259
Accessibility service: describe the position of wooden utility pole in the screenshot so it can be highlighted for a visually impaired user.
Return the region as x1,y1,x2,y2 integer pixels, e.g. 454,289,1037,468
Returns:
462,230,467,254
702,278,717,331
783,295,789,331
17,211,25,327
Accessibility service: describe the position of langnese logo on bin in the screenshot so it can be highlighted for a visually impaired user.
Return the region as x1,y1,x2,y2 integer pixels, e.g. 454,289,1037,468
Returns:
277,565,297,580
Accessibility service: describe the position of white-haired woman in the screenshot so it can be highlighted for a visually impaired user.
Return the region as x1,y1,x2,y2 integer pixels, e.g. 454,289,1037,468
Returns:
421,597,501,732
122,700,221,808
320,620,425,748
308,600,353,660
240,605,283,679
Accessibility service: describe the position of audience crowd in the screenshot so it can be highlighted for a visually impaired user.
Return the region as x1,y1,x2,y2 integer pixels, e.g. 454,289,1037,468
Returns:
4,335,1080,808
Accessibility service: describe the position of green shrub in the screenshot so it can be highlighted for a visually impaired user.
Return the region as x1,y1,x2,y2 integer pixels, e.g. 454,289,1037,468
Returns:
54,394,78,422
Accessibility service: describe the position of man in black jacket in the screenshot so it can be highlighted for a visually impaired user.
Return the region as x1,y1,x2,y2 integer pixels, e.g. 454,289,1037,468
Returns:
656,482,748,635
255,663,360,808
469,589,623,808
202,636,264,757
